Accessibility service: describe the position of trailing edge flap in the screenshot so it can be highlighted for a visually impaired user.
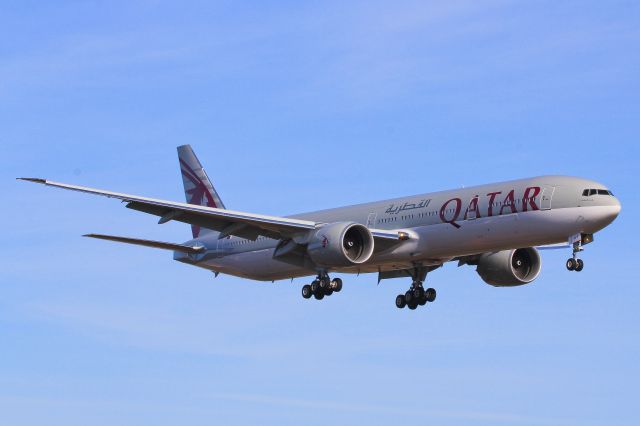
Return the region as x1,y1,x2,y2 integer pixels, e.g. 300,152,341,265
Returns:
84,233,205,254
18,178,412,244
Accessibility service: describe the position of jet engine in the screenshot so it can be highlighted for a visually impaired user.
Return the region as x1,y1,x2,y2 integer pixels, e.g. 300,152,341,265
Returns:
476,247,541,287
307,222,374,267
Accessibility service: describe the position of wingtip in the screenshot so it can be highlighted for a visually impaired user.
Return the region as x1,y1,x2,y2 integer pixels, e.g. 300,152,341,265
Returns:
17,177,47,184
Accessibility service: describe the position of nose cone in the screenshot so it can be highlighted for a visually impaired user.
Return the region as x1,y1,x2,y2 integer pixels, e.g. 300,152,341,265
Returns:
599,197,621,228
611,197,622,220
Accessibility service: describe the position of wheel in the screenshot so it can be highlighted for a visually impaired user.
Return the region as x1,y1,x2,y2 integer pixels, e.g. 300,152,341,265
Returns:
405,290,414,304
395,294,406,309
413,286,424,299
331,278,343,292
314,291,325,300
566,258,576,271
311,280,320,293
407,301,418,310
325,289,333,296
575,259,584,272
425,288,436,303
319,278,330,289
302,285,312,299
418,295,427,306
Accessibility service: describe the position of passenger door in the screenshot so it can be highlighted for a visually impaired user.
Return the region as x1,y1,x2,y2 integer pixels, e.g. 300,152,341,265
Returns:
367,212,377,228
541,186,555,210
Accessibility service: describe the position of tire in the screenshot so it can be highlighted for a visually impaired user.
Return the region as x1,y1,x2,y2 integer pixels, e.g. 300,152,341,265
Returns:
302,285,312,299
311,280,320,293
332,278,343,292
405,290,414,304
319,278,330,289
418,295,427,306
425,288,436,303
413,286,424,299
395,295,406,309
575,259,584,272
407,302,418,310
314,292,325,300
566,258,576,271
325,289,333,296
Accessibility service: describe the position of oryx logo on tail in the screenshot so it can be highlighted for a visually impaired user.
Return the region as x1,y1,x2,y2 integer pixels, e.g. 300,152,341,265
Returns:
180,159,217,208
177,145,226,238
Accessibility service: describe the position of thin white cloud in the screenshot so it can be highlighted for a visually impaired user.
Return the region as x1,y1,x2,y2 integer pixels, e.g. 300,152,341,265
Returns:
4,0,637,109
207,392,562,424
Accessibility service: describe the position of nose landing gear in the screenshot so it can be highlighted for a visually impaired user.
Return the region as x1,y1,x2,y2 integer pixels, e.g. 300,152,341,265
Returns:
566,258,584,272
566,234,585,272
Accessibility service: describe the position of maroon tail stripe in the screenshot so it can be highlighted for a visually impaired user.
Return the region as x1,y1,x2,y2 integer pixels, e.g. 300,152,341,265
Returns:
179,158,217,208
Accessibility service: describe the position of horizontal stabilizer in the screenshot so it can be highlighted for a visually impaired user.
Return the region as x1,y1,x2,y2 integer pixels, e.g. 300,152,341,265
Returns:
84,233,206,254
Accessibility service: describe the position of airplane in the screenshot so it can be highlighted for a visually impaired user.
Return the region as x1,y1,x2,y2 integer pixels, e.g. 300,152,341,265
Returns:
18,145,621,310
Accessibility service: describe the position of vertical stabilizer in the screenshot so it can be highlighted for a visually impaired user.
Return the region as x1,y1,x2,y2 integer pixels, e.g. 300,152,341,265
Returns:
177,145,226,238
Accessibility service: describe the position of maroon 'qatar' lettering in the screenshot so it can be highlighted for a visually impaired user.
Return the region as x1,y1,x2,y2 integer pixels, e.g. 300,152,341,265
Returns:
486,191,502,217
440,198,462,228
522,186,541,211
464,195,481,219
499,189,517,215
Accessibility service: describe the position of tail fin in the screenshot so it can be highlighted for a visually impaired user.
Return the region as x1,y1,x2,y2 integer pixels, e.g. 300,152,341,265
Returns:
177,145,225,238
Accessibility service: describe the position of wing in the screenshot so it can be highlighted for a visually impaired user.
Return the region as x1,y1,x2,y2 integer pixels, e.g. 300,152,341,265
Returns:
18,178,406,243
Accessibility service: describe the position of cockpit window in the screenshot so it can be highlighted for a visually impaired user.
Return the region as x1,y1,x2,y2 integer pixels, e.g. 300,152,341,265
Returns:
582,188,614,197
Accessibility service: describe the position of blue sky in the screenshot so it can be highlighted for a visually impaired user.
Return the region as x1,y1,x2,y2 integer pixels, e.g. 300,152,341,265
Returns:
1,1,639,425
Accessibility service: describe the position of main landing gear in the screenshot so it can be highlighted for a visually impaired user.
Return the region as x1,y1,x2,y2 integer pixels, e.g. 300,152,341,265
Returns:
395,266,437,310
395,282,436,310
566,235,585,272
301,273,342,301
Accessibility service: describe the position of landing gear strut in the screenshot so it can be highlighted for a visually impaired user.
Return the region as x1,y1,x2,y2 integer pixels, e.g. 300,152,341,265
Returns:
566,235,585,272
395,266,437,310
301,273,342,301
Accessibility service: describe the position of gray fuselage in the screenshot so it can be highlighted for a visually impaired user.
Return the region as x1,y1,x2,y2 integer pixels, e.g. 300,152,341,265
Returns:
175,175,620,281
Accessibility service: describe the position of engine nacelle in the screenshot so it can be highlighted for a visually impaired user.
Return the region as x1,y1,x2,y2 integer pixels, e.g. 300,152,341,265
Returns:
307,222,374,267
476,247,541,287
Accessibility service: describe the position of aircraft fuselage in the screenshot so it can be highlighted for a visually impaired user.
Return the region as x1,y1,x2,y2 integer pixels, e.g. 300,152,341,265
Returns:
175,175,620,281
